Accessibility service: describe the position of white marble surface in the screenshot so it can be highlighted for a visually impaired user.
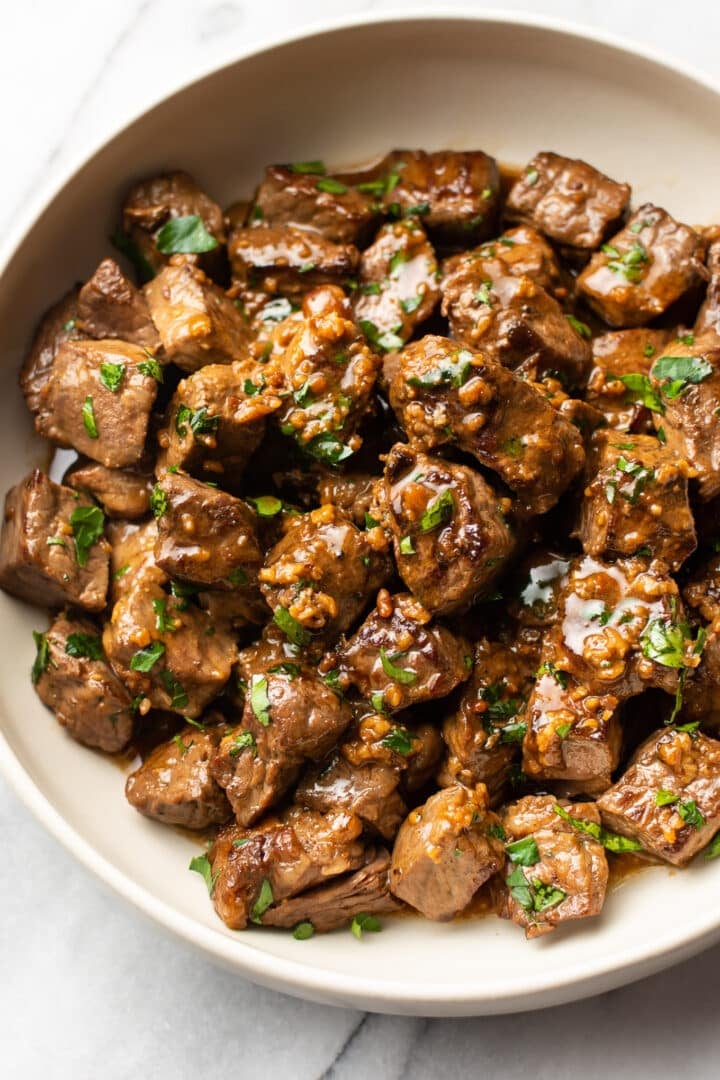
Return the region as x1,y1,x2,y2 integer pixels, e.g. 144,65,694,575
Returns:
3,0,720,1075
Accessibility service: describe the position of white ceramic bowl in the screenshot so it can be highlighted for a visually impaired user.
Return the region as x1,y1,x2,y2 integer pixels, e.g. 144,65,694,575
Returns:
2,10,720,1017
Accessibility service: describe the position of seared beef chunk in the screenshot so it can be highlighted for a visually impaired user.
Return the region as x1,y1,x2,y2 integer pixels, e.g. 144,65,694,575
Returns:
252,164,377,245
340,591,470,713
259,504,390,645
585,328,672,431
121,170,225,277
0,471,108,611
33,611,133,751
228,225,358,300
107,519,157,601
683,556,720,725
125,720,231,828
262,847,400,932
695,239,720,340
296,752,407,841
383,444,515,615
158,362,276,481
65,461,152,520
505,153,630,254
154,469,263,598
77,258,159,348
271,285,381,461
317,471,378,527
390,783,505,920
352,219,440,346
597,728,720,865
440,638,537,802
103,564,236,718
476,225,566,297
144,258,252,371
578,205,706,327
647,335,720,501
389,335,585,516
380,149,500,244
20,288,81,418
509,548,571,628
440,249,591,386
579,430,696,570
500,795,608,938
209,807,365,929
36,339,158,468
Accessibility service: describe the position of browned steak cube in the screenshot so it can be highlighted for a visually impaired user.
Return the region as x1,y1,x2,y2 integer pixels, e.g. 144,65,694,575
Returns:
37,339,158,468
381,149,500,244
508,547,571,628
500,795,608,938
296,753,407,841
316,470,378,528
121,170,225,278
440,638,537,803
695,238,720,340
252,163,377,245
158,362,276,481
579,430,697,570
154,469,263,594
597,728,720,865
389,783,505,920
505,152,630,253
107,519,158,602
383,444,515,615
33,612,133,751
19,288,82,418
77,258,160,349
647,335,720,501
0,470,108,611
144,258,252,371
340,591,470,713
389,335,585,516
259,504,390,646
578,205,706,327
125,720,232,828
64,461,152,520
352,219,440,347
476,224,566,298
585,328,673,431
440,251,591,386
229,225,359,300
208,807,366,930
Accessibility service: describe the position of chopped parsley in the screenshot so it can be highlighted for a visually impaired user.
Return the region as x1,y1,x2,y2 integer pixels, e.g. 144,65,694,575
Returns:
69,505,105,567
250,878,274,923
380,726,416,755
505,836,540,866
248,495,283,517
175,404,220,439
82,396,99,438
640,618,701,669
99,361,125,393
129,641,165,672
303,432,353,466
604,240,649,283
406,348,474,390
65,632,103,661
316,177,348,195
110,228,155,282
292,921,315,940
536,661,569,689
553,804,643,852
31,631,51,684
400,294,422,315
379,648,417,686
651,354,713,399
359,318,404,352
419,490,454,533
249,674,271,726
137,355,163,382
188,853,218,895
287,160,325,174
159,671,188,710
156,215,218,255
273,606,312,648
565,314,592,339
229,730,257,757
399,535,415,555
150,484,168,519
350,912,381,939
616,373,664,414
152,598,176,633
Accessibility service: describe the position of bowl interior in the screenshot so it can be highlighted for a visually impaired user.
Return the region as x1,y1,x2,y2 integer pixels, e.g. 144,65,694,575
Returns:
2,14,720,1015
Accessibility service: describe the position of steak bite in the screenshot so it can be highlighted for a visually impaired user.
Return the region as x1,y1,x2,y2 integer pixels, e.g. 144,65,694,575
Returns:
380,149,501,244
77,258,160,349
295,752,407,841
121,170,225,278
389,783,505,920
440,250,591,386
259,504,391,645
317,470,379,528
509,547,571,628
477,224,567,298
33,611,134,752
579,430,697,570
154,469,263,597
271,285,382,462
352,219,440,347
158,362,276,482
383,444,515,615
208,806,366,930
340,591,471,713
144,258,252,371
585,328,672,431
577,205,707,327
252,163,377,245
647,336,720,502
103,565,237,718
389,335,585,516
261,847,400,932
597,728,720,865
36,339,159,468
683,555,720,726
440,638,537,803
505,152,630,254
107,519,158,601
0,470,109,611
695,238,720,340
228,225,359,300
125,720,232,828
64,461,152,520
20,288,82,417
500,795,609,938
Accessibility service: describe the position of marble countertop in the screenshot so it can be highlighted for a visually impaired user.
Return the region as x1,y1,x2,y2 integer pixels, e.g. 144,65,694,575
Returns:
3,1,720,1076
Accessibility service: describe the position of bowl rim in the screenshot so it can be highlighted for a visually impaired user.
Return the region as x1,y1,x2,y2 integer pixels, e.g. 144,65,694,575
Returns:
3,5,720,1014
